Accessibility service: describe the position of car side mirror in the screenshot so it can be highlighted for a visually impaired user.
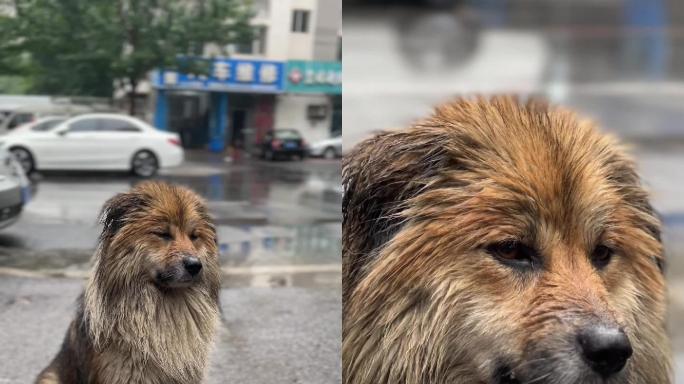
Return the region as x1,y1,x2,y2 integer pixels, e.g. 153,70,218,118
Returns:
56,129,68,136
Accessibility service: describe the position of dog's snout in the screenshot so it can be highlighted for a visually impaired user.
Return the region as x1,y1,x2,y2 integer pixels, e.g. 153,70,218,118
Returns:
577,326,632,378
183,256,203,276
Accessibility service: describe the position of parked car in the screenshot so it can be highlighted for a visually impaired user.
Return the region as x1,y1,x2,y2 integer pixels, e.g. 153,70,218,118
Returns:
0,110,10,126
260,129,308,161
0,104,91,133
0,114,183,177
0,146,30,229
308,136,342,159
7,116,68,135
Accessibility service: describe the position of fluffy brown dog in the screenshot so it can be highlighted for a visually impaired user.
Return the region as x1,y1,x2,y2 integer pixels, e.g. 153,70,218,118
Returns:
342,97,670,384
36,181,221,384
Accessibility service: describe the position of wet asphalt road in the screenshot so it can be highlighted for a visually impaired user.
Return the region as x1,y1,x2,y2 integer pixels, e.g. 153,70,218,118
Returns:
0,153,341,273
0,154,342,383
0,276,341,384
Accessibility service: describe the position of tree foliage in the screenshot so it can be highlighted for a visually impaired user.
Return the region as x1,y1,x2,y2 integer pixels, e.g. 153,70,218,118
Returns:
0,0,254,113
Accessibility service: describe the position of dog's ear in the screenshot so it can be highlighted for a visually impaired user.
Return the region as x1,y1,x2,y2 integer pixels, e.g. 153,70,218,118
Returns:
99,192,147,243
343,127,457,302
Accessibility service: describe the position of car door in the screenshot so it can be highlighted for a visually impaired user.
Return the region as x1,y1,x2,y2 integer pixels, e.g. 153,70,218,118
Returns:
30,117,101,169
97,118,144,168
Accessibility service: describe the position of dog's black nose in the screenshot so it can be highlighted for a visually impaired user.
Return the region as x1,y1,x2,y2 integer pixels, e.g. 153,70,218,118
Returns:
183,256,203,276
577,326,632,378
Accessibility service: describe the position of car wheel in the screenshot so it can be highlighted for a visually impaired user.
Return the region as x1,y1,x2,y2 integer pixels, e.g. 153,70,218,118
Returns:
10,147,34,174
131,150,158,177
323,147,337,159
264,149,275,161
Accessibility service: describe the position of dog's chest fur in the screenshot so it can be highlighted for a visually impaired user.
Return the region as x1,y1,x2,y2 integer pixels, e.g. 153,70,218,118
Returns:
85,287,219,384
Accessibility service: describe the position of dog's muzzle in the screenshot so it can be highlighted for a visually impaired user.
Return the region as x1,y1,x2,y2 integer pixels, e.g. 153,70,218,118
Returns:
494,324,632,384
155,255,203,288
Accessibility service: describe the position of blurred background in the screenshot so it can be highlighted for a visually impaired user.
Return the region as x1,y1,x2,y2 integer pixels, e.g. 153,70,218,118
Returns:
0,0,341,383
344,0,684,381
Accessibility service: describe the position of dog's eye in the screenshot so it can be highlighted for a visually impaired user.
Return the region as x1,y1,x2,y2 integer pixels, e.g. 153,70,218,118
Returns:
190,233,199,241
591,245,613,269
486,240,538,269
153,231,173,241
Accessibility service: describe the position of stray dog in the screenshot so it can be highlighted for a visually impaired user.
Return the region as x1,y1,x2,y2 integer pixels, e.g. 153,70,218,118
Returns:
342,97,670,384
36,181,221,384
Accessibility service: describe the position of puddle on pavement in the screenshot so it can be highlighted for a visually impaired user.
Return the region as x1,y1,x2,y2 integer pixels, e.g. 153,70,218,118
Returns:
221,268,341,289
0,158,341,288
216,222,341,267
0,222,341,288
0,248,92,270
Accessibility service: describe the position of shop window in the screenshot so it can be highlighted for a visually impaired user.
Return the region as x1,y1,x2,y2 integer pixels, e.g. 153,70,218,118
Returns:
292,10,310,33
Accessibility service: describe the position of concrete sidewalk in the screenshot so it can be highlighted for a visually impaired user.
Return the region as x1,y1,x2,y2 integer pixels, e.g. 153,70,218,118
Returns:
0,275,341,384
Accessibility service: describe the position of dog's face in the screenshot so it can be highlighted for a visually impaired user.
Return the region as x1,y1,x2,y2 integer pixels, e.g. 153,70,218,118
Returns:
141,202,216,289
343,98,670,384
407,166,666,384
98,182,219,292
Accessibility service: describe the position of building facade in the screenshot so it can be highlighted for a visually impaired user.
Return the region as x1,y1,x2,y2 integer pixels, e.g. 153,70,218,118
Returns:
150,0,341,152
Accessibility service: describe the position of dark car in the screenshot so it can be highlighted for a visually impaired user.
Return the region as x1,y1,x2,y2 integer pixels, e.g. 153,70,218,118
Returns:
260,129,308,161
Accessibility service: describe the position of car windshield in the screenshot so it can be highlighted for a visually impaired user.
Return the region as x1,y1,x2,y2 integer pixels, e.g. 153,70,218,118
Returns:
31,118,67,132
274,130,301,139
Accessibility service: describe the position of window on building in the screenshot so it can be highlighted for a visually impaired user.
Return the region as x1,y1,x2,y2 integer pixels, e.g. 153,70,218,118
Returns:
307,105,328,121
236,39,253,55
235,26,267,55
253,0,269,17
337,36,342,61
254,26,267,55
291,10,310,33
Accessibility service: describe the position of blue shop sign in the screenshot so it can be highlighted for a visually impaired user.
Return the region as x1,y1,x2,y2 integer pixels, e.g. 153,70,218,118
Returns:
152,59,285,93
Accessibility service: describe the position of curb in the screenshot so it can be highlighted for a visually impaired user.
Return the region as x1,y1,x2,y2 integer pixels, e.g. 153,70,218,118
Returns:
0,264,342,280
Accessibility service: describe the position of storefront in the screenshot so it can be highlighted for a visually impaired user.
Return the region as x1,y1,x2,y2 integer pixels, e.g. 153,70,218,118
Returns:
275,60,342,144
151,58,285,152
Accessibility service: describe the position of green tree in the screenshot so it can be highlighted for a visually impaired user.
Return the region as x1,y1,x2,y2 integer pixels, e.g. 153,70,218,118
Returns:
0,0,254,115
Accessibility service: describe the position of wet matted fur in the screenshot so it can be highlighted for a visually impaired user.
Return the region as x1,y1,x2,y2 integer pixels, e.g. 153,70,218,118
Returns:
36,181,221,384
342,97,670,384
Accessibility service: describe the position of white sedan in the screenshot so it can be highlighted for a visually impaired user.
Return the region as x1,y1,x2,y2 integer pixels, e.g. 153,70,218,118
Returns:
0,114,183,177
308,136,342,159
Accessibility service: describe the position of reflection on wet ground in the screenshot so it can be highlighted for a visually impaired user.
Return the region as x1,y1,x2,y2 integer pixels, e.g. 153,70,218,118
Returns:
0,153,341,288
216,223,340,266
